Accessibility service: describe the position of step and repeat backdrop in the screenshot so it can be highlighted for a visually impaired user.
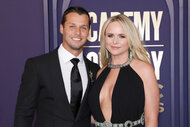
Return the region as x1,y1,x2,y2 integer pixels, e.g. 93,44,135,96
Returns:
1,0,188,127
43,0,186,126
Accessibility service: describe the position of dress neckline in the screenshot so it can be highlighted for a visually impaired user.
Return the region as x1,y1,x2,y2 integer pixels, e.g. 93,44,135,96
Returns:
98,66,128,122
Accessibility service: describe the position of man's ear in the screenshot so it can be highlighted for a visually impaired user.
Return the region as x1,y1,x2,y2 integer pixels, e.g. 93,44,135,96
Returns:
60,24,63,34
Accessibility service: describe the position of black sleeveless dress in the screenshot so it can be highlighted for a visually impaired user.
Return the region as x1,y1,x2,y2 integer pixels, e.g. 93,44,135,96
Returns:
88,65,145,127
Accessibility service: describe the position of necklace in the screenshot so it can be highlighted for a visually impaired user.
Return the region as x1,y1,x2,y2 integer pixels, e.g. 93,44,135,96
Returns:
108,57,132,69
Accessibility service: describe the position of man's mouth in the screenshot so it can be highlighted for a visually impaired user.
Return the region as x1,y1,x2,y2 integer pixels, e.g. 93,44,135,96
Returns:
72,37,81,41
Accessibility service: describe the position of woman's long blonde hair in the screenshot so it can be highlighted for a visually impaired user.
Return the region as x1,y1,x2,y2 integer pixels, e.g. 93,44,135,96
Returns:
100,14,150,67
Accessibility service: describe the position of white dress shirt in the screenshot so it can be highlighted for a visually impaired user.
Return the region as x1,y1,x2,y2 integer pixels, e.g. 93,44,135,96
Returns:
58,44,88,103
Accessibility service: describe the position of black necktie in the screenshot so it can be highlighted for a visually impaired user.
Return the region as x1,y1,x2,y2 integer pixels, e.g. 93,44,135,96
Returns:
70,58,83,117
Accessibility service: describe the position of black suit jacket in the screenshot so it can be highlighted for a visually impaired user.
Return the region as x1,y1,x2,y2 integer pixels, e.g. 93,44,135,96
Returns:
14,48,100,127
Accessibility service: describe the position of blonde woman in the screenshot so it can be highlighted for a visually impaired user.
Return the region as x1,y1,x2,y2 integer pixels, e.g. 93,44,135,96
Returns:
88,14,159,127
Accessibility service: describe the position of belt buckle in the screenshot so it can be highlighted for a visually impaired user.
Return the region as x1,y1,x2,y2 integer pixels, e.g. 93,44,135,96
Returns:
103,121,112,127
124,120,133,127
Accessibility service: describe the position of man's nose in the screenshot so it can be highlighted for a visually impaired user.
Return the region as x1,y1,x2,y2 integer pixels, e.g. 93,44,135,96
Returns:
75,27,81,35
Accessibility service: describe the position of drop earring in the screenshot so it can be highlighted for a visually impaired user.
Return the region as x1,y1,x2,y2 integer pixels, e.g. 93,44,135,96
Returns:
129,50,133,59
105,49,109,59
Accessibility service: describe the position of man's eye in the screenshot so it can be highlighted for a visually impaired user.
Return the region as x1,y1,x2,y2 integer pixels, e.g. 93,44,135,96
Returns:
81,26,87,30
70,26,75,28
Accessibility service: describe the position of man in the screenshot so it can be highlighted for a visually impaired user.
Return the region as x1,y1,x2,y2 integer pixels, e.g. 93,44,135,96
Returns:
14,6,100,127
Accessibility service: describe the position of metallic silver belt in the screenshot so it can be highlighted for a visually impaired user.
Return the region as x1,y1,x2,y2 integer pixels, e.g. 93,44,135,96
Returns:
94,113,144,127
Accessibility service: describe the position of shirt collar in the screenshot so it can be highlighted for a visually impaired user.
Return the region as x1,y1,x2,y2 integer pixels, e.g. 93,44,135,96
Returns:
58,44,84,63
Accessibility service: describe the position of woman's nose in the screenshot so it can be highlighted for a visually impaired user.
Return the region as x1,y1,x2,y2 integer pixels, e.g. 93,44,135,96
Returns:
113,37,118,44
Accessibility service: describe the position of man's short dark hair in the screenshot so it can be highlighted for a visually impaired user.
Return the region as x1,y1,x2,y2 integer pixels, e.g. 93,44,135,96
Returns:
61,6,91,28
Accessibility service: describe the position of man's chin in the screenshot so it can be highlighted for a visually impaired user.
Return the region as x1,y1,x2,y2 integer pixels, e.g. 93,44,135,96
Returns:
71,45,84,51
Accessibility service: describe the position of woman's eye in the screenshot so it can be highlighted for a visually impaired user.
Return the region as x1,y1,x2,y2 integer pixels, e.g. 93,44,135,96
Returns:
107,34,113,38
120,35,126,38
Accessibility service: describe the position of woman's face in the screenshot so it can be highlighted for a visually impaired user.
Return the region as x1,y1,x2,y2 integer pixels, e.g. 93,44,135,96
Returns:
105,21,129,59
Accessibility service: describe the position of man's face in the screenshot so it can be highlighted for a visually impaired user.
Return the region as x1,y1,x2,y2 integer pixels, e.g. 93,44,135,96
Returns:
60,12,89,56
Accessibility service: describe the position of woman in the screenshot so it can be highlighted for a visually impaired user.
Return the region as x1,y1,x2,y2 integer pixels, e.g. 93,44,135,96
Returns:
88,14,160,127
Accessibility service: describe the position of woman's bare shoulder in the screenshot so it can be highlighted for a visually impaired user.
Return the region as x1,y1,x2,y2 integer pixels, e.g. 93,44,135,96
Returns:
130,59,156,81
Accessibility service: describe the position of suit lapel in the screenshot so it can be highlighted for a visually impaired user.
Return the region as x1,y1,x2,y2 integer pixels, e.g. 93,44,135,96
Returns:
50,51,92,120
49,48,74,120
